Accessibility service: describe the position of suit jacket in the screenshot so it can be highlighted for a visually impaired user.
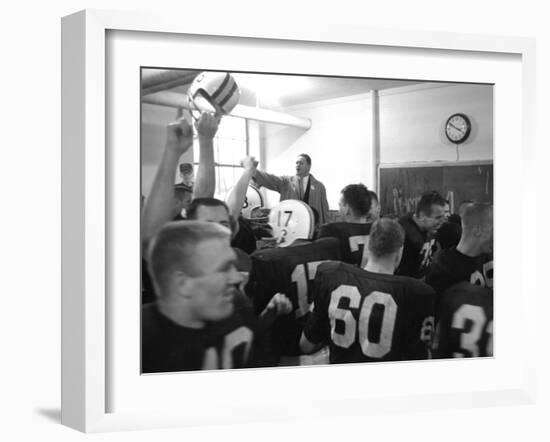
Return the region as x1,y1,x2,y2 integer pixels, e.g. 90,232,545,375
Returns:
253,170,330,225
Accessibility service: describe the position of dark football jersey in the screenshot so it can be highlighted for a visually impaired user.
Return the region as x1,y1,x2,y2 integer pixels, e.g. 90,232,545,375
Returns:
397,215,437,279
435,222,462,250
142,292,262,373
434,281,493,358
231,216,257,255
247,237,341,356
304,261,435,364
318,222,372,267
426,246,493,311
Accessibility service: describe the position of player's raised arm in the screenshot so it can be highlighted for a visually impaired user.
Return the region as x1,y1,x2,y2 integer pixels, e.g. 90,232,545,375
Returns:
226,156,258,219
192,113,220,199
141,119,193,248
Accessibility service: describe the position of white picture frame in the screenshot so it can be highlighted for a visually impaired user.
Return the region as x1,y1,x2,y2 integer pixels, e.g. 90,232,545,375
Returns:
61,9,537,433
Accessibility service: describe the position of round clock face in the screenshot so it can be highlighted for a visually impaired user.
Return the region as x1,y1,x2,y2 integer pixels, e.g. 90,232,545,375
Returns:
445,113,471,144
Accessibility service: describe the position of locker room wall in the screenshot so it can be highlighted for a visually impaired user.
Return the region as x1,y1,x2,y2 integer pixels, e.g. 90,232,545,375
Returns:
260,82,493,210
379,83,493,163
259,93,374,210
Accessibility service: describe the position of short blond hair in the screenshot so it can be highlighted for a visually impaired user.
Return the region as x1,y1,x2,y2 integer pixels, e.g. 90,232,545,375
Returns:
147,221,230,296
368,218,405,258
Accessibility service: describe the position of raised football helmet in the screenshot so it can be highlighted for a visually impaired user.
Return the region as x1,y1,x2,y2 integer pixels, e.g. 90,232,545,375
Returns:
186,72,241,120
268,199,315,247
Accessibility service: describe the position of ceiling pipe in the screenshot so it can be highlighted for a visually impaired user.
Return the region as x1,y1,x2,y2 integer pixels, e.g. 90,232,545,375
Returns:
142,91,312,130
141,70,195,89
141,71,198,96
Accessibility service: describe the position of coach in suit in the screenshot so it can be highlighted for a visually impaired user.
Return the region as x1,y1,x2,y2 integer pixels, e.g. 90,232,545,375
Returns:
252,154,330,226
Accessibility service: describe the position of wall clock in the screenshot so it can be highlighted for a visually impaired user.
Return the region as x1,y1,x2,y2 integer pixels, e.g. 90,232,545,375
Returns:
445,113,471,144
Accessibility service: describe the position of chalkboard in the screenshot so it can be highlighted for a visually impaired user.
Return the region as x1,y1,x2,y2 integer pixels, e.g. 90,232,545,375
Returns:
379,163,493,217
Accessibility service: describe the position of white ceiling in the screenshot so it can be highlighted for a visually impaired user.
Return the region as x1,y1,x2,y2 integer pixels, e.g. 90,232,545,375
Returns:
143,69,423,109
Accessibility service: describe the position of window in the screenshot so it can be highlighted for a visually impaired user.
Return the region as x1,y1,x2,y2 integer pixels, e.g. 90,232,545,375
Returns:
192,115,248,200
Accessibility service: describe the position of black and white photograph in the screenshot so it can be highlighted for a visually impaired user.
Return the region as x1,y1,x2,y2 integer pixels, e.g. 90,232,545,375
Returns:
140,69,493,373
8,0,541,438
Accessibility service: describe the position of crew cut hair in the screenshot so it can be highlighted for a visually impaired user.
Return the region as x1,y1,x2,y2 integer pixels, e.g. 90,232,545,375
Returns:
461,203,493,232
341,183,371,217
368,217,405,258
416,191,446,217
147,221,230,297
186,197,230,220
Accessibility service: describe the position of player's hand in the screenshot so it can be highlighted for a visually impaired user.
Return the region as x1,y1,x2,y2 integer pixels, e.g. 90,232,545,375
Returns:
241,156,259,172
261,293,293,323
238,271,249,293
195,112,220,139
165,119,193,156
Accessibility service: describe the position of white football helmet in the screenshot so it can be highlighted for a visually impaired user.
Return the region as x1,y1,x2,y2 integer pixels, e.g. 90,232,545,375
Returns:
187,72,241,120
268,200,315,247
241,185,264,219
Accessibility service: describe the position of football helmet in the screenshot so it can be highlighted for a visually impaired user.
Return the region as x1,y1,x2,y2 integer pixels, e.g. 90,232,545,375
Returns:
241,185,264,219
268,199,315,247
187,72,241,120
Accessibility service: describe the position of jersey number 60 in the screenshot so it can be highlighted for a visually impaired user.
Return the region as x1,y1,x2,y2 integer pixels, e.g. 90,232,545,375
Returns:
328,285,397,358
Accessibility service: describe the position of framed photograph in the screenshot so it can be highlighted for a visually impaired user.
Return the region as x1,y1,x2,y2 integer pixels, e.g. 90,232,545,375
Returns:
61,9,536,433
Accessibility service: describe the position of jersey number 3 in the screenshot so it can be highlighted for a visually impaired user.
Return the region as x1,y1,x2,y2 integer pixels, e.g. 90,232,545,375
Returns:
452,305,493,357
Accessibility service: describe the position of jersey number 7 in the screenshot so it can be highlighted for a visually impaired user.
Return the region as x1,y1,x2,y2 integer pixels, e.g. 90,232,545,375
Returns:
349,235,369,268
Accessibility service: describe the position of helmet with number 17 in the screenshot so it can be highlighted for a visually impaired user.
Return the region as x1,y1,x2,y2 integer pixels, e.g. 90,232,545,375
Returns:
268,200,315,247
187,72,241,120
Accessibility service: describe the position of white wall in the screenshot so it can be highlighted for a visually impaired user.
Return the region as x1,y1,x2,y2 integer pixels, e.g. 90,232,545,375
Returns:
260,94,374,209
379,83,493,163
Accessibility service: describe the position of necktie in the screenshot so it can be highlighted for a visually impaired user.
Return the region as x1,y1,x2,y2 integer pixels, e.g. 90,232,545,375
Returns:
298,177,303,200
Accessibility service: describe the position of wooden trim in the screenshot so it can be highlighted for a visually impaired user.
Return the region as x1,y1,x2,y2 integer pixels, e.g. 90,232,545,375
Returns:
379,160,493,168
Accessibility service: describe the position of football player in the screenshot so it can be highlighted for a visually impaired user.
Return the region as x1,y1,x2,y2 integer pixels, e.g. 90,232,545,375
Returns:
397,191,447,279
318,183,372,267
141,112,220,248
224,156,264,254
142,221,258,372
141,116,196,305
433,281,493,358
143,196,251,303
300,218,435,363
426,202,493,309
434,199,463,250
142,220,292,372
247,199,341,361
142,71,242,247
